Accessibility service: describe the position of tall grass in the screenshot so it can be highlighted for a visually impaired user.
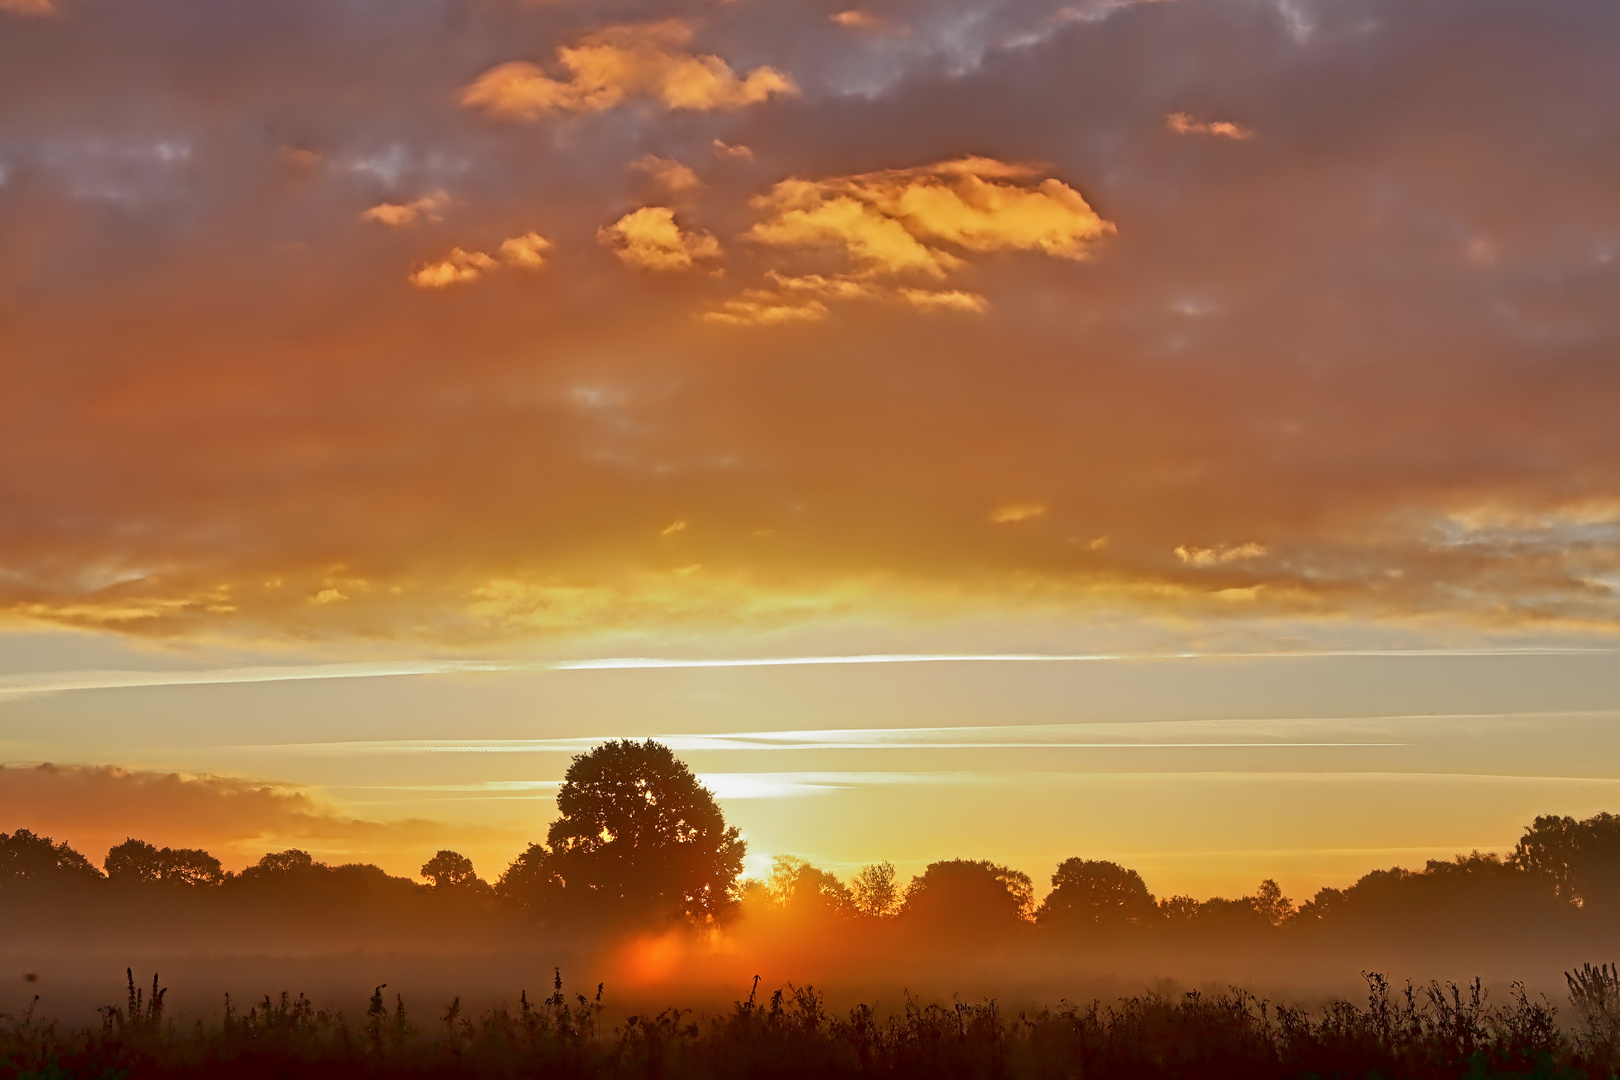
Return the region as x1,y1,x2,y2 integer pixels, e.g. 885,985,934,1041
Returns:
4,966,1617,1078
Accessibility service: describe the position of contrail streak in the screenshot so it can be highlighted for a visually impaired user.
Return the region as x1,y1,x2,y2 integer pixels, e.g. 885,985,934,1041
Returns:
0,646,1611,699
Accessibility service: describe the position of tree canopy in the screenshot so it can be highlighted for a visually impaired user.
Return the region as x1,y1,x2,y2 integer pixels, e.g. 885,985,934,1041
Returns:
1036,858,1156,929
499,739,745,925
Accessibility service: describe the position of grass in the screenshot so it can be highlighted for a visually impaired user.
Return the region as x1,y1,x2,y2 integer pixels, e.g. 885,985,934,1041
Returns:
4,966,1619,1078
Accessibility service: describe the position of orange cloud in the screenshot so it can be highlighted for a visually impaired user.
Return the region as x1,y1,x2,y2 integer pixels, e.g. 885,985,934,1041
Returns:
0,763,524,875
633,154,702,193
599,206,721,271
361,190,449,227
991,504,1048,524
831,9,883,29
0,0,56,16
1166,112,1255,140
713,140,755,160
459,20,797,118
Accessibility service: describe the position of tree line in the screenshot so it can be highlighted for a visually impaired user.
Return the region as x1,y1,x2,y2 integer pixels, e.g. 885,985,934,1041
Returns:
6,739,1620,937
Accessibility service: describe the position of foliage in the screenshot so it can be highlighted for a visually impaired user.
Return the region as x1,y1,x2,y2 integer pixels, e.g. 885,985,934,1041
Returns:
105,838,224,888
2,968,1611,1079
0,829,103,886
1036,858,1156,928
502,740,747,926
902,859,1034,928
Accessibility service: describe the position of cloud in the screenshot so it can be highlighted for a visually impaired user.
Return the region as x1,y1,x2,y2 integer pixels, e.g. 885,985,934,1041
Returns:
410,231,551,285
633,154,702,193
831,10,884,30
0,763,521,872
713,140,754,160
499,231,552,268
4,0,1620,644
361,190,448,227
0,0,55,16
459,20,797,119
898,287,987,313
745,157,1114,277
1166,112,1255,140
599,206,721,271
991,504,1047,524
1175,543,1268,566
409,246,497,288
701,292,829,326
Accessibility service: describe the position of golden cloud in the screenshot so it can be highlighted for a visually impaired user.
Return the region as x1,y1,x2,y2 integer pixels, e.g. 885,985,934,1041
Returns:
459,20,797,119
410,231,552,286
599,206,722,271
1166,112,1255,140
409,246,497,288
361,190,448,227
634,155,702,193
1174,542,1268,566
745,157,1115,279
898,288,987,313
700,291,829,326
499,231,552,269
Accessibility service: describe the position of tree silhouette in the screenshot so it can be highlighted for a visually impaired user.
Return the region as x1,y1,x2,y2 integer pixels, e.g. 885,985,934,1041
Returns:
238,849,317,882
1513,813,1620,908
501,740,745,924
902,859,1033,929
1036,859,1156,929
1252,878,1294,925
105,838,224,887
851,861,901,918
0,829,102,886
765,855,855,916
421,850,491,895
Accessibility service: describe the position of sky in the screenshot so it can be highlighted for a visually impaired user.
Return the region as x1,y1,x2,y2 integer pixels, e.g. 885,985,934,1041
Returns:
2,0,1619,902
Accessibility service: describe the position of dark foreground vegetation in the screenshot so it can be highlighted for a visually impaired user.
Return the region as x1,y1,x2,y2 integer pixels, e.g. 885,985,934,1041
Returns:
7,964,1620,1079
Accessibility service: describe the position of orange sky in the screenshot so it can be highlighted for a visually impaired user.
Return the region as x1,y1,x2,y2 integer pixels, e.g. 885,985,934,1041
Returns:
2,0,1619,899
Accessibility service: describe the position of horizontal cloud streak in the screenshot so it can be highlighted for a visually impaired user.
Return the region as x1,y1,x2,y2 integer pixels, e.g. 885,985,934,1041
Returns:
2,648,1611,700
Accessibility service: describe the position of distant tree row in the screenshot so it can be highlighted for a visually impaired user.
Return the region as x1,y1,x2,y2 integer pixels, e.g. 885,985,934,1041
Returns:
7,740,1620,937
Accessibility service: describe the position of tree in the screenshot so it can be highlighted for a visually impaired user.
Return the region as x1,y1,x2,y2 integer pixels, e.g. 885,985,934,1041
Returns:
105,839,224,887
1252,878,1294,926
766,855,854,916
902,859,1033,930
1036,859,1156,929
1513,813,1620,908
0,829,102,887
502,740,745,924
238,848,318,882
422,850,489,893
852,861,901,918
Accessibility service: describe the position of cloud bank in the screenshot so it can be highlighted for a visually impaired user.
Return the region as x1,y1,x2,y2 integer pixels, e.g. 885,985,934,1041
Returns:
0,0,1617,643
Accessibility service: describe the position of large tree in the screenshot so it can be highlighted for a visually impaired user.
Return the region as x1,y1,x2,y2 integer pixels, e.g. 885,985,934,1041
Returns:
1036,859,1156,929
499,740,745,924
